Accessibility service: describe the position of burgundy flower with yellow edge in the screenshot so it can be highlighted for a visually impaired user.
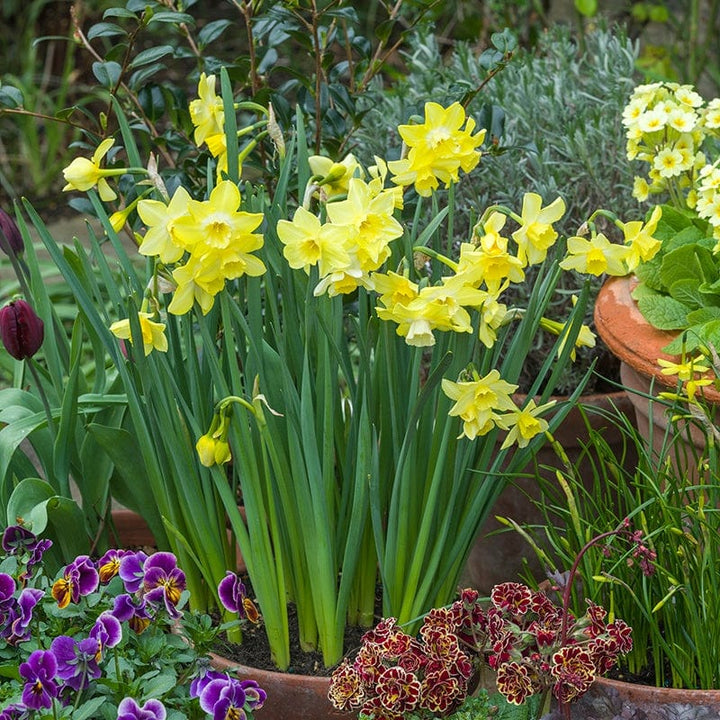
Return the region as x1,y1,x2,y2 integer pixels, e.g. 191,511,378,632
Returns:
217,571,260,623
327,659,365,711
550,645,595,704
374,666,421,713
607,619,633,653
421,667,465,714
0,299,44,361
19,649,58,710
496,660,536,705
359,695,404,720
51,555,99,609
142,552,186,618
490,582,534,616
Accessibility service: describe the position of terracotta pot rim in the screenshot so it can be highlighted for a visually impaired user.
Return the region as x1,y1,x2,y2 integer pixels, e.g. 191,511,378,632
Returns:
209,653,334,685
594,276,720,404
594,674,720,700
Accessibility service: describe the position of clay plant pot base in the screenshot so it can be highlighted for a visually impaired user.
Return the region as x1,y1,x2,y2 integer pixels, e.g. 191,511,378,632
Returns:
554,675,720,719
210,653,352,719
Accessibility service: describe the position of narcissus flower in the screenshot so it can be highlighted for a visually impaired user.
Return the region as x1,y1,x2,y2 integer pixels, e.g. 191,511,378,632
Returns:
389,101,485,196
512,193,566,265
498,398,556,449
62,138,124,201
137,186,192,264
0,299,44,360
189,72,225,147
109,312,168,356
560,233,629,276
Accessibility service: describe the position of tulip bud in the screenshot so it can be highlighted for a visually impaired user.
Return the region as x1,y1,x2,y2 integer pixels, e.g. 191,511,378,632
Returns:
0,207,23,257
0,299,45,360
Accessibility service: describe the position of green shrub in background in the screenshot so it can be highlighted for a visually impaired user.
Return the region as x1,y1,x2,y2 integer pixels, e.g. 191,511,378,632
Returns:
354,24,640,393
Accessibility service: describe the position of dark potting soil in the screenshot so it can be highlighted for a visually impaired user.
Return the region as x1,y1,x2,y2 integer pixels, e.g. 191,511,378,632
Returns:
212,586,379,676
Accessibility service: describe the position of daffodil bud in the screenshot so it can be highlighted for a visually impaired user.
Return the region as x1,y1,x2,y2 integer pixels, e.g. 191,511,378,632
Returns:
0,299,44,360
0,206,23,257
196,433,219,467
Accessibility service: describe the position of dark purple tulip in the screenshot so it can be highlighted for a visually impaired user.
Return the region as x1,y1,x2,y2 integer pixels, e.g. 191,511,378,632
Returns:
3,588,44,645
0,206,23,257
0,299,44,361
217,571,259,623
116,697,167,720
51,555,99,609
50,635,102,691
111,593,152,633
142,552,186,619
19,649,58,710
198,677,248,720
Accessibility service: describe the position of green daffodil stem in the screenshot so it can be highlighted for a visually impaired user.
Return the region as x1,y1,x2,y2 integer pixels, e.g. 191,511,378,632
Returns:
475,204,521,230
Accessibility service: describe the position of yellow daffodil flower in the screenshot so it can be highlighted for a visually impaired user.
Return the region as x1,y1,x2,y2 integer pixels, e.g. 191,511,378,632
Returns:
388,101,485,196
277,207,351,276
308,153,363,199
137,186,192,264
498,398,556,449
189,73,225,147
617,205,662,271
658,356,710,382
442,369,518,440
560,233,629,276
109,312,168,355
62,138,123,202
512,193,566,266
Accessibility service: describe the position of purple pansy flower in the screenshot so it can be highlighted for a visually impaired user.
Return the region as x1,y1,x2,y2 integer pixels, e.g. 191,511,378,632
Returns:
116,697,166,720
0,573,15,607
190,669,229,699
0,703,29,720
19,649,58,710
119,551,148,594
112,593,152,633
217,571,259,623
50,635,102,691
142,553,186,619
51,555,99,609
1,527,52,577
98,548,130,584
199,677,251,720
90,612,123,656
3,588,44,645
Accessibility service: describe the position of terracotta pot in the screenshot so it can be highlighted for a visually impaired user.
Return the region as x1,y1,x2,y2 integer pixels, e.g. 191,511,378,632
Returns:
463,389,637,593
594,275,718,474
549,675,720,719
209,653,352,719
110,508,155,547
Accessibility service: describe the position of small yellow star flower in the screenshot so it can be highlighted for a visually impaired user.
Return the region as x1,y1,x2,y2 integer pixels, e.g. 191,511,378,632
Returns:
617,205,663,271
109,312,168,355
657,356,710,382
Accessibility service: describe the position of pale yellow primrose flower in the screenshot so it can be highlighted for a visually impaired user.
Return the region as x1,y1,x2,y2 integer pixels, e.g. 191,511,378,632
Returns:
498,398,556,450
388,101,485,197
442,369,518,441
109,312,168,356
189,73,225,147
560,233,628,276
62,138,121,202
277,206,351,276
137,186,193,264
512,193,566,266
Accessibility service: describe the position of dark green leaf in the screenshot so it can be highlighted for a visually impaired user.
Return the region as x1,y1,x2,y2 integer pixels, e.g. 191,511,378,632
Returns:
129,45,175,69
87,22,127,40
130,64,168,93
490,28,517,53
92,61,122,89
0,84,23,108
103,7,139,20
147,11,195,25
198,19,233,48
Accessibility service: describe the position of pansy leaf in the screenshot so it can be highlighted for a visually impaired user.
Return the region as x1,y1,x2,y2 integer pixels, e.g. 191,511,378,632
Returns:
72,697,109,720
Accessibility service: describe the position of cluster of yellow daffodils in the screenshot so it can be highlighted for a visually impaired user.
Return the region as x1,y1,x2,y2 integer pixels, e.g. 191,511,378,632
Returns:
559,205,663,277
387,101,486,197
622,81,720,236
441,369,555,446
